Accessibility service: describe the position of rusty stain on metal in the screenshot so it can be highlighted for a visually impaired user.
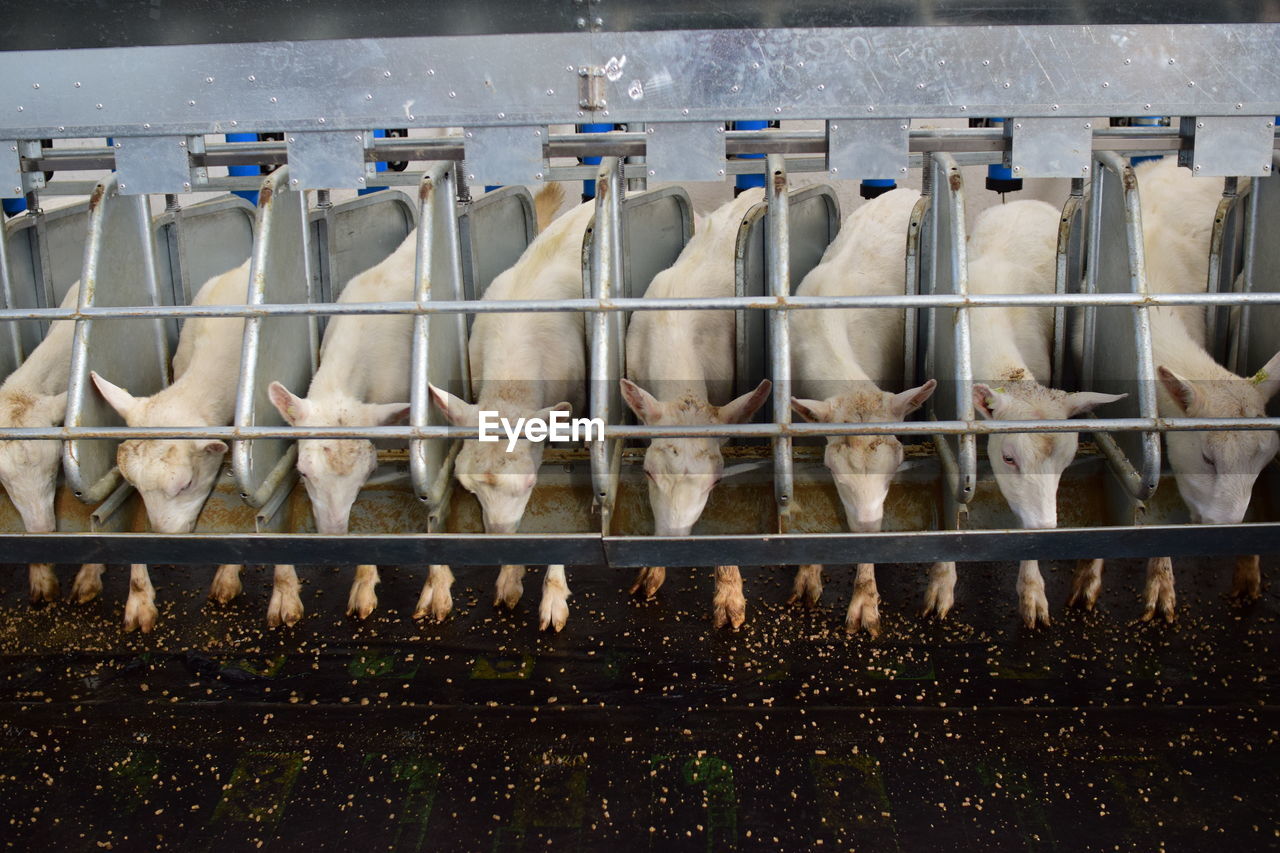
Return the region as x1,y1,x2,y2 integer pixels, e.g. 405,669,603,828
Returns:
948,172,962,192
87,182,105,212
418,176,434,203
258,183,273,207
772,169,786,194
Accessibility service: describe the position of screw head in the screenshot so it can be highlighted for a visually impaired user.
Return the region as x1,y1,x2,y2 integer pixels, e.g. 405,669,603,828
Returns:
183,182,191,190
830,167,838,174
248,75,256,82
118,183,126,190
1013,165,1021,173
74,81,81,87
205,76,214,83
1194,165,1201,171
647,169,655,176
900,167,907,173
535,172,544,179
448,91,456,98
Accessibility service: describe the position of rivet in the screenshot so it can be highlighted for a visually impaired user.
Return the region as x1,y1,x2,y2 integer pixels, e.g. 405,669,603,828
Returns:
731,85,740,93
449,91,456,98
900,167,907,173
143,123,150,129
830,167,838,174
1014,122,1022,129
900,124,907,130
1236,103,1244,110
716,125,724,133
830,123,839,131
982,59,991,66
534,129,541,136
188,100,195,106
648,169,655,176
535,172,544,179
178,139,186,147
118,183,126,190
357,177,365,184
1268,122,1275,129
1265,165,1272,172
817,84,825,91
1102,82,1109,88
270,96,278,103
1187,81,1195,87
1197,121,1204,128
318,117,325,123
1144,104,1151,110
1003,82,1010,89
938,59,945,66
1082,166,1089,174
228,120,235,127
1013,165,1021,173
182,182,191,190
288,136,296,143
58,125,65,131
353,134,361,141
867,105,875,112
290,178,298,185
426,69,435,76
497,112,505,119
1194,165,1201,171
407,114,415,121
1168,58,1175,64
717,169,725,176
95,103,102,109
12,187,19,194
751,62,760,70
682,108,689,115
365,93,373,100
384,71,392,78
959,105,967,111
465,131,473,138
73,81,81,87
467,173,475,181
546,89,555,95
917,82,925,89
1124,58,1131,65
1051,104,1059,111
205,77,214,83
565,65,574,72
775,107,782,113
113,141,121,148
248,75,256,82
1084,122,1091,129
31,83,38,89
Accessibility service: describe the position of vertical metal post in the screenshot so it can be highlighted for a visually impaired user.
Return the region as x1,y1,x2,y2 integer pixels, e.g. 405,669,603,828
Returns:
1052,178,1085,389
589,157,623,530
765,153,793,526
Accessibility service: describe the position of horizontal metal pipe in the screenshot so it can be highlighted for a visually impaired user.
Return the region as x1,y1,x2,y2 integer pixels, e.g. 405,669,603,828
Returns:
7,289,1280,322
4,416,1279,441
25,127,1270,174
2,521,1279,565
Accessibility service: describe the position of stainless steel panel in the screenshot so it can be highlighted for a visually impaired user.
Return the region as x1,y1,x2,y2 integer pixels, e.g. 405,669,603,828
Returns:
458,185,536,305
154,194,255,334
1238,152,1280,405
232,167,318,508
1009,117,1093,178
463,126,546,187
409,164,470,522
1206,181,1248,367
1183,115,1276,177
825,118,908,181
3,200,89,355
644,122,725,183
1077,151,1160,501
1053,183,1086,390
286,130,376,190
114,135,206,195
924,152,976,508
63,174,170,503
1,27,1278,138
309,189,416,301
0,140,27,198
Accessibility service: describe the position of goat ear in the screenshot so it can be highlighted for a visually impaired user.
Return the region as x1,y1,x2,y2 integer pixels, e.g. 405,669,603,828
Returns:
367,402,411,426
790,397,832,423
619,378,662,423
427,383,479,427
1157,366,1197,413
197,439,228,455
268,381,308,425
972,383,1000,419
1251,350,1280,402
535,401,573,421
90,371,139,422
889,378,937,419
717,379,772,424
1064,390,1126,417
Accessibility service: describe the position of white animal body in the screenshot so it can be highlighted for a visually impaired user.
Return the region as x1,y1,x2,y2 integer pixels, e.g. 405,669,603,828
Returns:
268,226,452,627
620,189,772,628
789,187,938,636
91,259,250,632
0,284,104,604
430,182,588,632
1069,157,1280,620
935,200,1125,628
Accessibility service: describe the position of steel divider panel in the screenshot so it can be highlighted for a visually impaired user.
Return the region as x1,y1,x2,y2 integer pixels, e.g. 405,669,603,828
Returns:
1206,180,1249,368
1053,185,1087,391
410,164,468,521
64,174,170,503
232,168,317,509
924,153,976,512
738,184,840,412
4,200,90,356
459,185,536,309
154,194,256,349
903,194,928,391
585,159,623,527
308,188,416,307
1080,152,1160,503
1237,151,1280,515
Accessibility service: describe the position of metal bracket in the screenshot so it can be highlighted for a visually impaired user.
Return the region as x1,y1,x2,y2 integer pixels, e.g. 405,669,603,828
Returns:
825,118,908,181
1008,118,1093,179
0,139,42,198
286,130,377,190
1179,116,1276,177
644,122,726,183
577,65,607,111
115,135,207,195
462,125,546,187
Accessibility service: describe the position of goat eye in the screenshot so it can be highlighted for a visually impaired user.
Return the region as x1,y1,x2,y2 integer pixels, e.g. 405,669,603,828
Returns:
1001,453,1017,468
1202,453,1215,469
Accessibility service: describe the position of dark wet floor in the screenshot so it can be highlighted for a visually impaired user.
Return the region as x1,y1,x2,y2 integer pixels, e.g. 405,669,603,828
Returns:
1,556,1278,851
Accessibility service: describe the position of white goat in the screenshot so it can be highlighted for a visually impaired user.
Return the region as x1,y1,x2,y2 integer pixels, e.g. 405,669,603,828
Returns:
620,189,772,628
91,260,250,632
267,227,430,626
0,284,104,604
429,182,588,632
936,200,1123,628
1069,157,1280,620
789,188,937,637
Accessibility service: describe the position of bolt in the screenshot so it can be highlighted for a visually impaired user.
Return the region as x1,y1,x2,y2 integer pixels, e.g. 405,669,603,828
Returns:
576,16,586,27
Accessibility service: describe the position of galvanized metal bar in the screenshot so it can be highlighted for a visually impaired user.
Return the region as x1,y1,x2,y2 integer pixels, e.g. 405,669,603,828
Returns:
10,414,1280,442
588,157,623,522
3,521,1280,566
903,194,928,389
409,162,469,523
1051,181,1085,389
63,173,169,503
232,166,318,508
765,153,794,526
